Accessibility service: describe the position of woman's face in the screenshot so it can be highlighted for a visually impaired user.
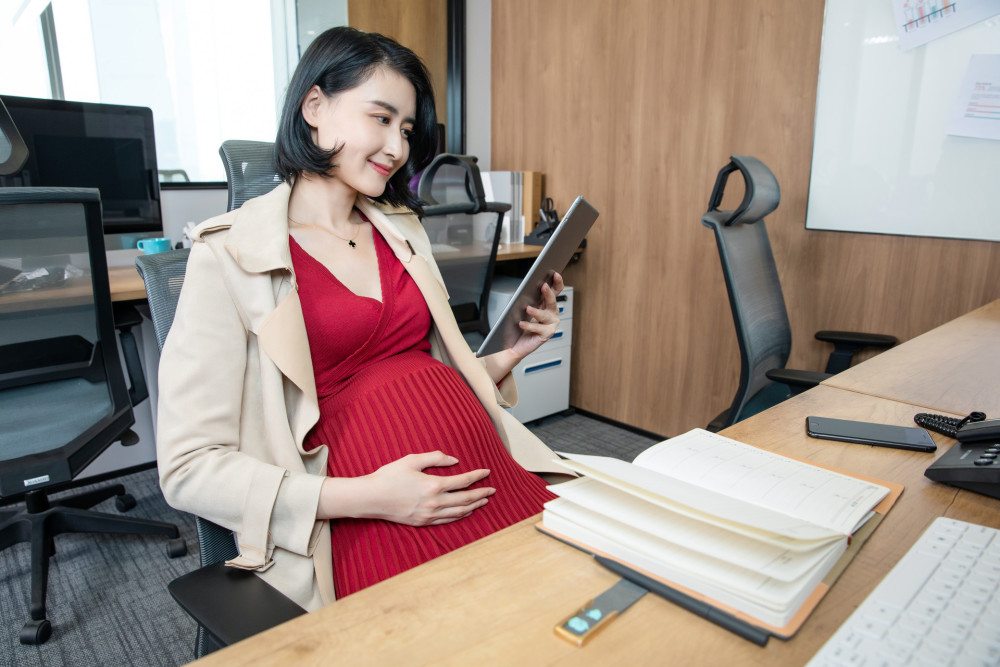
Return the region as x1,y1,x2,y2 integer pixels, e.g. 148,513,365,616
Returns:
303,66,417,197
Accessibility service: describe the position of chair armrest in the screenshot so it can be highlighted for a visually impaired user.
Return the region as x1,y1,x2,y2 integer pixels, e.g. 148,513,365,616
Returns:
765,368,831,392
814,330,897,348
814,330,898,374
112,303,148,406
422,201,478,217
167,562,307,648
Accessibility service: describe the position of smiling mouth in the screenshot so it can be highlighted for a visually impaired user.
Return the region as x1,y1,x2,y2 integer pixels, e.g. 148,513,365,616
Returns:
369,161,391,176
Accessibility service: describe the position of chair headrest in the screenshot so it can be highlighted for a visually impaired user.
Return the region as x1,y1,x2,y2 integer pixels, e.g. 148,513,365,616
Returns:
705,155,780,226
417,153,486,216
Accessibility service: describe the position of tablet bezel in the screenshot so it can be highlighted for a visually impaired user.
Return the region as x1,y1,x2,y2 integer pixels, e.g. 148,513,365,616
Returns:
476,196,599,357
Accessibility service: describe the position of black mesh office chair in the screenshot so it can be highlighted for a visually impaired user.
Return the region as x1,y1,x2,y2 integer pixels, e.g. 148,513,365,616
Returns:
418,153,510,349
0,187,185,645
199,138,282,585
137,249,305,659
136,142,307,659
702,156,897,431
218,139,282,211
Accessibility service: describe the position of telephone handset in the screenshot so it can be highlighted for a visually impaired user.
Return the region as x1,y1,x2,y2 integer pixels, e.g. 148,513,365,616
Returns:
921,410,1000,500
955,419,1000,443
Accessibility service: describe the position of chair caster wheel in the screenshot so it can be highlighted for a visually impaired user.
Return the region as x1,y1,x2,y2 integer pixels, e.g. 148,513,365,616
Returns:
115,494,137,512
20,618,52,645
167,538,187,558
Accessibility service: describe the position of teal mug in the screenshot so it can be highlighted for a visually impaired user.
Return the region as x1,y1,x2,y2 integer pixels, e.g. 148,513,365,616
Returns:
137,237,172,254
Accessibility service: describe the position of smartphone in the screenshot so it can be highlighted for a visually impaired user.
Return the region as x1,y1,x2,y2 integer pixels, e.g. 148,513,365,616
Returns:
805,416,937,452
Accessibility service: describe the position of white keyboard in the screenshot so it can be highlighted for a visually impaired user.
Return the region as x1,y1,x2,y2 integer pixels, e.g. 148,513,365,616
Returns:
807,517,1000,667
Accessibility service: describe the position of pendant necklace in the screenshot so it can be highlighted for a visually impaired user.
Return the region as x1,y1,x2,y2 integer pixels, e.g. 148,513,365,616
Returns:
288,216,361,248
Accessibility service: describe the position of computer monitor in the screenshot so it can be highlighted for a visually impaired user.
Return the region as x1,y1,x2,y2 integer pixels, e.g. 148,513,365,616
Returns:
0,95,163,250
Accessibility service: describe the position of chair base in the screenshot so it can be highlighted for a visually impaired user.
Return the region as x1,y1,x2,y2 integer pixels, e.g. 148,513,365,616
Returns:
0,484,186,644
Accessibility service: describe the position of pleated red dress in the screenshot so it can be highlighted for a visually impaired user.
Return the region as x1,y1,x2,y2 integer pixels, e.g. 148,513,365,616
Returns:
291,228,554,597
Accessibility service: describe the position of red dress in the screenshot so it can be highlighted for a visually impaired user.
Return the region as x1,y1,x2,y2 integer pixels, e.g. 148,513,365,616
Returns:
291,229,554,597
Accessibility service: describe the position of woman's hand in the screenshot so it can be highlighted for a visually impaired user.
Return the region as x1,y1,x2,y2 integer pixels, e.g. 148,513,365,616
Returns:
483,272,564,383
318,451,494,526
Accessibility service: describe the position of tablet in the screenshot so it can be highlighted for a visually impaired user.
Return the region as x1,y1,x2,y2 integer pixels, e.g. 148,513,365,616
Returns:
476,196,599,357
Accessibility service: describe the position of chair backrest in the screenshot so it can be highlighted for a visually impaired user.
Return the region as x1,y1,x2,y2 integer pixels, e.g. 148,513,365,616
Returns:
701,155,790,428
0,187,133,499
0,98,28,176
418,154,510,343
135,248,190,351
135,250,238,571
218,140,282,212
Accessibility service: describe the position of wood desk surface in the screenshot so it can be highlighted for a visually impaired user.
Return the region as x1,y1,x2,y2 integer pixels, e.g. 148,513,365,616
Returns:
197,384,999,666
108,265,148,302
0,265,148,313
107,244,543,302
822,298,1000,416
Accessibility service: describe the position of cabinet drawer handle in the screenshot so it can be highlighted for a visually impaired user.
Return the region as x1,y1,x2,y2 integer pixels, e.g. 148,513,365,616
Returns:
525,359,562,374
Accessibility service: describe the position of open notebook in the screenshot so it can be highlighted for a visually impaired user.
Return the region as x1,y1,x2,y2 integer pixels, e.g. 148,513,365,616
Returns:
538,428,902,637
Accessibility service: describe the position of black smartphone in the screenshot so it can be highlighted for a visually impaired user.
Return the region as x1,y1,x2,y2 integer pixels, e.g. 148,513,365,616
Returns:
805,416,937,452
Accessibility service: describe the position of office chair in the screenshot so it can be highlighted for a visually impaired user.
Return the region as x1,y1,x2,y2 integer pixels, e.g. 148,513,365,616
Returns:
702,156,897,431
136,249,305,659
0,97,28,176
218,139,282,211
418,153,510,348
0,187,186,645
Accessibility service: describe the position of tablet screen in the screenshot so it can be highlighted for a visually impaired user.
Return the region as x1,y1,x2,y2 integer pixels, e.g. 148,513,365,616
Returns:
476,196,599,357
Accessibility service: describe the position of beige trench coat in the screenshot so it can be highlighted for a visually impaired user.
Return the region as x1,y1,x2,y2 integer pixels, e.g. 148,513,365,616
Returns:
156,182,569,610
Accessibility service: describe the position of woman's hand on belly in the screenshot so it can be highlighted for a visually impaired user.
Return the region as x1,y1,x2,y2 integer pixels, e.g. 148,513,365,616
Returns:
317,451,495,526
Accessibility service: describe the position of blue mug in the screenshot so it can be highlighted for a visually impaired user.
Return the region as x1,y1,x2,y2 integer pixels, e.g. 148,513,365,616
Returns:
137,237,172,254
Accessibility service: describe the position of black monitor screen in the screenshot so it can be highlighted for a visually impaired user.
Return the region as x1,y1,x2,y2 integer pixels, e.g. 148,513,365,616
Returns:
0,95,162,235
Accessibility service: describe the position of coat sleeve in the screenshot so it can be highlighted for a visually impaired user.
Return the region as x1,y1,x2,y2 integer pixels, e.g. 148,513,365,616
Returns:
156,241,325,564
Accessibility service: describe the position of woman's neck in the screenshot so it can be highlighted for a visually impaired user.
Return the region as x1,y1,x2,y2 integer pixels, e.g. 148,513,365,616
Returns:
287,172,359,230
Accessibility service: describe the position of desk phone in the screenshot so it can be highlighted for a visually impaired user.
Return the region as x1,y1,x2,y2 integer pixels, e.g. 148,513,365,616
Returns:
920,413,1000,499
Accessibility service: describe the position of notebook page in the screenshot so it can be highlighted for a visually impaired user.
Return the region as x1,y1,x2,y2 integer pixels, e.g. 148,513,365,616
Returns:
543,503,847,626
550,477,834,581
632,429,889,535
557,456,842,543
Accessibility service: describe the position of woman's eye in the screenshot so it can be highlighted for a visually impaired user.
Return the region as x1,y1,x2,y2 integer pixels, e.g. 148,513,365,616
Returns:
375,116,390,125
401,128,413,140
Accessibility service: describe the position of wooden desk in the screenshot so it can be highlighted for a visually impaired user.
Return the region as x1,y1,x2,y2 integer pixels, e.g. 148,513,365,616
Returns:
0,265,148,312
195,307,1000,665
196,408,998,663
822,299,1000,415
107,244,544,302
108,265,148,302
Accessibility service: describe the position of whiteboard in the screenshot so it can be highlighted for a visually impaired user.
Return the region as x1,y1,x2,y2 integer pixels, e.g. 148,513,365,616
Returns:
806,1,1000,241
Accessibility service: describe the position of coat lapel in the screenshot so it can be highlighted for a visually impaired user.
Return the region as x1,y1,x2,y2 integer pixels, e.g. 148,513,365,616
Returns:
215,182,320,446
257,288,319,446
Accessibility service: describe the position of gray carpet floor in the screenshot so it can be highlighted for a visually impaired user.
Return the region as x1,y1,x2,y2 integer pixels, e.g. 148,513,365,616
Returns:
0,412,660,666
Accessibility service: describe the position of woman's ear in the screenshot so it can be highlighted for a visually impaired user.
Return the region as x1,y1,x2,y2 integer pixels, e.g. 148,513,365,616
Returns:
301,85,324,128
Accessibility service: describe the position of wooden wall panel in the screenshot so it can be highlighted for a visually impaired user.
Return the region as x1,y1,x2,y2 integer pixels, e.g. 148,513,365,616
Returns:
348,0,448,127
491,0,1000,437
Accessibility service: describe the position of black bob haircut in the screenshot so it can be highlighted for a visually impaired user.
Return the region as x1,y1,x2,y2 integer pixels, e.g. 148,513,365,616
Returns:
274,26,438,213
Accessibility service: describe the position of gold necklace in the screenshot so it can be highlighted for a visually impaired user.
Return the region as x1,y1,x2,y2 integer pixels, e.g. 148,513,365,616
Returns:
287,216,362,248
